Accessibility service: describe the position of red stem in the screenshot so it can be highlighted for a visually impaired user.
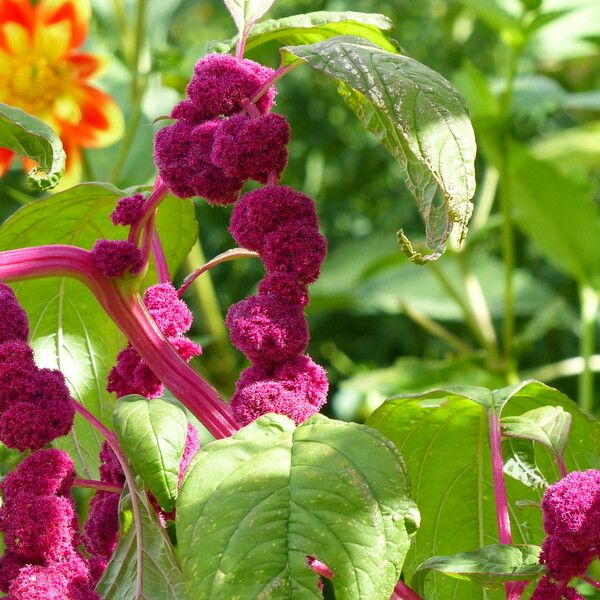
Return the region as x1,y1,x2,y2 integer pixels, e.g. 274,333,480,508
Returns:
251,62,300,104
0,245,238,439
391,581,424,600
129,179,169,245
583,576,600,591
74,478,122,494
151,229,170,283
306,556,334,579
555,453,568,478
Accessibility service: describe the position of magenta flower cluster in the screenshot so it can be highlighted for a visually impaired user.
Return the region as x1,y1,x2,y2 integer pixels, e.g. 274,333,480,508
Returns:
0,283,74,451
107,282,201,398
531,469,600,599
0,449,99,599
226,186,328,425
154,53,290,204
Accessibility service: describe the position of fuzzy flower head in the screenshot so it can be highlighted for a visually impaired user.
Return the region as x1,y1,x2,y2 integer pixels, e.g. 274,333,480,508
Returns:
107,346,163,399
82,491,120,560
0,340,33,364
0,283,29,345
258,272,309,307
211,113,290,183
111,193,145,226
531,577,584,600
144,283,193,337
91,239,143,278
179,424,200,484
99,441,124,487
183,53,276,122
8,564,69,600
226,295,308,363
0,0,124,185
229,186,318,252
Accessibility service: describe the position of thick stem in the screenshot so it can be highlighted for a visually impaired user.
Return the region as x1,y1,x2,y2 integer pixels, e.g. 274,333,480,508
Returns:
489,412,512,544
391,581,424,600
151,229,170,283
73,401,143,600
128,180,169,245
578,284,598,412
74,478,123,494
0,245,238,439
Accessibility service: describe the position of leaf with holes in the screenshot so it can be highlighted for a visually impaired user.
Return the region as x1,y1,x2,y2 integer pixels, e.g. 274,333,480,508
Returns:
96,478,187,600
412,544,543,594
0,184,197,477
282,36,476,263
177,413,419,600
113,395,189,511
366,382,600,600
223,0,276,38
0,102,65,191
211,11,397,53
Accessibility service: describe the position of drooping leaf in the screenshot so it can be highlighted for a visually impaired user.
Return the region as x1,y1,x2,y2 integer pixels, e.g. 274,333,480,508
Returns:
366,382,600,599
177,413,419,600
0,102,65,191
502,405,572,458
211,11,397,54
222,0,276,38
282,36,476,263
503,439,548,491
96,478,187,600
412,544,543,593
113,395,189,511
0,184,197,477
509,143,600,284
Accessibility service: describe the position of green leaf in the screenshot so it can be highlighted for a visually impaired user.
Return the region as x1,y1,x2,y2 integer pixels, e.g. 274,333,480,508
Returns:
503,439,548,490
0,102,65,191
177,413,419,600
282,36,476,263
366,383,600,599
223,0,276,38
412,544,543,593
502,404,572,458
0,184,197,477
113,395,189,511
96,478,187,600
212,11,397,54
509,142,600,284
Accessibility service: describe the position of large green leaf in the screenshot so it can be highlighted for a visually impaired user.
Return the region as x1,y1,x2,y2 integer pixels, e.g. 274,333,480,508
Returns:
96,478,187,600
510,143,600,284
177,413,419,600
412,544,543,593
223,0,276,38
212,11,397,53
0,184,197,477
0,102,65,191
283,36,476,263
113,395,189,511
366,382,600,600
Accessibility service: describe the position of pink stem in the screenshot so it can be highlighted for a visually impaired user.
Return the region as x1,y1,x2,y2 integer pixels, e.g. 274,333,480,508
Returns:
306,556,334,579
584,576,600,591
555,453,568,478
391,581,424,600
74,478,123,494
73,401,144,600
243,98,262,118
178,247,258,297
151,229,170,283
236,26,249,59
128,179,169,244
0,245,238,439
251,62,300,104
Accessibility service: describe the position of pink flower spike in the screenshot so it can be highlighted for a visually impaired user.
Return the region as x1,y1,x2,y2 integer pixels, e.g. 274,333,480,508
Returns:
111,193,145,226
8,565,69,600
258,273,309,307
169,336,202,362
83,491,120,560
91,239,144,278
179,424,200,484
144,283,193,336
0,283,29,344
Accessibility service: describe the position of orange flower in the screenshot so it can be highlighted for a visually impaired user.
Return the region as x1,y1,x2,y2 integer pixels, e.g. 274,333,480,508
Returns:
0,0,123,185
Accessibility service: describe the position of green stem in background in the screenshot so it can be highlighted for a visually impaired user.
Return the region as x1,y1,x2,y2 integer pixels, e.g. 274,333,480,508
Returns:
81,149,95,182
471,165,499,232
578,284,599,412
131,0,148,100
183,239,238,387
111,0,128,44
523,354,600,383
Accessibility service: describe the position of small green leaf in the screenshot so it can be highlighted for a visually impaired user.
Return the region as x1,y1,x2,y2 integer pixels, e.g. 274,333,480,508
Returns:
502,405,572,457
223,0,276,38
213,11,397,54
96,478,187,600
412,544,544,594
282,36,476,262
503,439,548,490
177,413,419,600
113,395,189,511
0,102,65,191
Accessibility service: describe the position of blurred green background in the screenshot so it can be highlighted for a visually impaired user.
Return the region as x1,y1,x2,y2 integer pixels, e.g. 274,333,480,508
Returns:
3,0,600,424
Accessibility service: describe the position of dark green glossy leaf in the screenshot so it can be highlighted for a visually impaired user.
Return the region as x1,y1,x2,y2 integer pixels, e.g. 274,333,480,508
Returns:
412,544,543,593
113,395,189,511
96,478,187,600
282,36,476,263
177,413,419,600
0,102,65,191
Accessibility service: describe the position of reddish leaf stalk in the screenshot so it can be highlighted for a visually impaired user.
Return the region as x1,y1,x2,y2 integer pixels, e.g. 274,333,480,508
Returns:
74,478,123,494
0,244,238,439
391,580,424,600
252,62,300,104
584,576,600,591
306,556,334,579
128,178,169,245
151,229,170,283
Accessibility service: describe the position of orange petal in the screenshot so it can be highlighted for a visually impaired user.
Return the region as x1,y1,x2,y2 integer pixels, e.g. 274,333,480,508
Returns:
36,0,90,51
57,84,123,149
0,148,15,176
0,0,34,28
68,52,103,80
